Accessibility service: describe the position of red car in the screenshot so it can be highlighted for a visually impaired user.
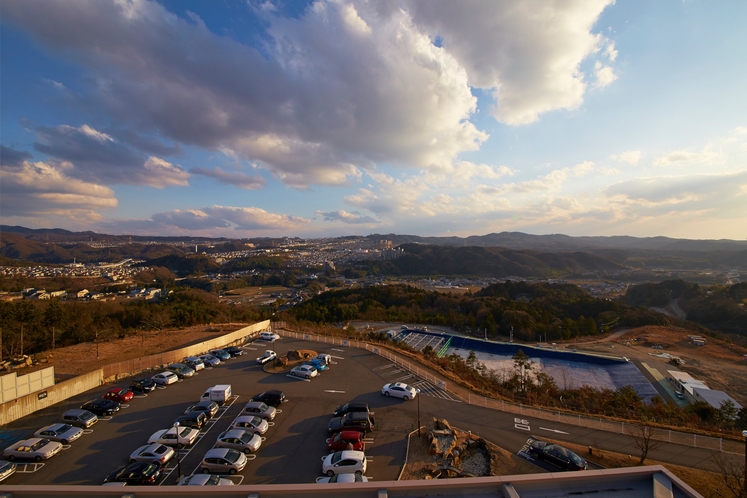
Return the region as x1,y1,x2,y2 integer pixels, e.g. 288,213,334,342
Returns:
326,430,363,452
103,387,134,403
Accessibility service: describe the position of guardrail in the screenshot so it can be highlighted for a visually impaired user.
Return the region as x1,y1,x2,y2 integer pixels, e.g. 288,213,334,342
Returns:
277,327,743,455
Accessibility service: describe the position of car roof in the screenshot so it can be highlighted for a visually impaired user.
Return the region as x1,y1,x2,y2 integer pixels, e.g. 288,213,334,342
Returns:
337,431,363,439
234,415,260,423
40,423,67,431
221,429,250,438
63,409,89,416
338,450,365,459
243,401,268,408
204,447,233,458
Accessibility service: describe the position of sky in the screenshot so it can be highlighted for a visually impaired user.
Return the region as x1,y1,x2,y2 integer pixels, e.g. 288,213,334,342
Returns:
1,0,746,240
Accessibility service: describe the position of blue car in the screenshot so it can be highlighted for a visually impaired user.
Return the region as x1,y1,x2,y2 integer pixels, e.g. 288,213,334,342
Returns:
304,359,327,371
209,349,231,361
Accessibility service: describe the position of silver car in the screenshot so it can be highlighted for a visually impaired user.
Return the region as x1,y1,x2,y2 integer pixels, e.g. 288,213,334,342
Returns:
241,402,276,420
3,438,62,462
34,423,83,444
215,430,262,454
200,448,247,475
129,443,175,465
178,474,233,486
231,416,268,435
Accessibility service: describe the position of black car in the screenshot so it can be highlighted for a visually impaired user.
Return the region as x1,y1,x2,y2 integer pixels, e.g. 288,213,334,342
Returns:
81,398,121,416
184,400,219,419
328,411,375,434
174,412,208,430
251,390,286,407
528,440,587,471
130,378,156,394
104,462,161,485
223,346,244,357
332,402,370,418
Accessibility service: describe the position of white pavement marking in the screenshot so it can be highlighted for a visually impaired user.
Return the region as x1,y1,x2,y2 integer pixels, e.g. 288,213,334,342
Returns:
330,355,345,359
287,374,311,382
539,427,569,434
15,463,44,473
99,416,113,421
135,394,148,398
120,404,130,408
82,429,94,434
514,418,531,431
381,369,404,376
324,390,346,394
332,348,344,352
393,374,415,382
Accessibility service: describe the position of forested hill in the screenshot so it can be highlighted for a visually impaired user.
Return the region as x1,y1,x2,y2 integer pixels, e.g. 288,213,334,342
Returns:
359,244,624,278
623,280,747,335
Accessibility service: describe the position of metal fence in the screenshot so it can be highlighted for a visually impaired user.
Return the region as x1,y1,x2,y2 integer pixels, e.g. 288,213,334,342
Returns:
277,328,743,455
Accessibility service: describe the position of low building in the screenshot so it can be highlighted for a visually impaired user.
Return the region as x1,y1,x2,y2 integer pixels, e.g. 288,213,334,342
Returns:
668,370,742,411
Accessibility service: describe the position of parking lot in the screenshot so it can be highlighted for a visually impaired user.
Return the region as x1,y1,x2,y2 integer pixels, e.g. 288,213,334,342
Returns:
0,336,455,486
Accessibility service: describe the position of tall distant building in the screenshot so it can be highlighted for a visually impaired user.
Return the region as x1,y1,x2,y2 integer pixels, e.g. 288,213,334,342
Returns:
381,247,404,260
324,261,336,271
377,239,393,249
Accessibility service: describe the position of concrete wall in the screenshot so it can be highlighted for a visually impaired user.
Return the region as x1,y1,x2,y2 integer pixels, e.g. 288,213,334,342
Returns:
0,367,56,403
0,369,103,425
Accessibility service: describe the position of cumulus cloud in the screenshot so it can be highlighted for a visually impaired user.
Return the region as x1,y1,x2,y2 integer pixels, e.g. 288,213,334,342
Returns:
148,205,310,232
405,0,615,124
0,156,117,220
593,61,617,88
611,150,641,165
190,167,266,190
652,147,720,167
32,124,189,187
316,210,379,224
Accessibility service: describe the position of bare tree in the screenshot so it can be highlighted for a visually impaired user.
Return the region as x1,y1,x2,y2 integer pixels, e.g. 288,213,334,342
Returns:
629,424,665,465
710,452,746,498
141,308,172,333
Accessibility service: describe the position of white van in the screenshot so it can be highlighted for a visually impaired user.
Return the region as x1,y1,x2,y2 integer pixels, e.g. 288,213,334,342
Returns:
201,384,232,405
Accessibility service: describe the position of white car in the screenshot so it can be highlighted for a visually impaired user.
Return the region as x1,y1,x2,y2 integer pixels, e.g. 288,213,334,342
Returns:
316,473,369,483
231,415,269,435
34,423,83,444
259,332,280,342
148,426,200,448
3,438,63,462
129,443,175,465
178,474,234,486
151,371,179,385
321,450,367,477
290,364,318,379
382,382,417,400
314,354,332,364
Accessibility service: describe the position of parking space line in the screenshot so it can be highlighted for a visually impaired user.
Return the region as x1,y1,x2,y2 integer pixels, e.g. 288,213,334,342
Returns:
331,348,344,352
381,369,404,376
324,390,346,394
15,463,44,473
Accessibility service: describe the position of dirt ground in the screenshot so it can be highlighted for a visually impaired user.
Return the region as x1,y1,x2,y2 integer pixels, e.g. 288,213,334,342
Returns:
25,323,246,380
573,325,747,406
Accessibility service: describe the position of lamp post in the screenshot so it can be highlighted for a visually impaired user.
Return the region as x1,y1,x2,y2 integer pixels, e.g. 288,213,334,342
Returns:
742,429,747,485
173,422,183,479
416,389,422,438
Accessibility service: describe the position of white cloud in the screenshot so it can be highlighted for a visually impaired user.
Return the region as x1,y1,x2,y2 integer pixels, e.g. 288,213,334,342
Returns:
572,161,595,177
593,61,617,88
652,148,720,167
190,166,266,190
202,206,311,230
315,210,379,224
143,156,190,188
611,150,641,165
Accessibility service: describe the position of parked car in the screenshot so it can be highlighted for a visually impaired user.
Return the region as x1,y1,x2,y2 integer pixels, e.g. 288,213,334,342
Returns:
177,474,234,486
251,390,285,407
326,430,363,453
321,450,366,477
199,354,221,367
258,332,280,342
184,400,219,419
151,371,179,385
316,473,369,483
231,416,268,435
200,448,247,475
304,359,327,371
0,461,16,482
290,364,318,379
675,391,685,400
174,411,208,430
382,382,417,400
241,401,276,420
61,409,98,428
81,398,121,416
129,378,156,394
148,426,200,448
314,353,332,364
166,363,196,379
129,443,174,465
3,438,62,462
33,423,83,444
223,346,244,357
332,402,370,418
209,349,231,361
256,350,277,365
104,462,161,485
215,429,262,454
184,356,205,371
528,440,587,471
103,387,134,403
328,412,375,434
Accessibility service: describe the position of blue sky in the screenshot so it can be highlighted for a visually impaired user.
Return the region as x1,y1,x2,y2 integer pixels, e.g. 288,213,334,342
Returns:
1,0,746,240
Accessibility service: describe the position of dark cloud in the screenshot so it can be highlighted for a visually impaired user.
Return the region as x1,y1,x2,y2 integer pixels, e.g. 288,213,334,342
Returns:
0,145,33,168
106,128,182,157
190,167,266,190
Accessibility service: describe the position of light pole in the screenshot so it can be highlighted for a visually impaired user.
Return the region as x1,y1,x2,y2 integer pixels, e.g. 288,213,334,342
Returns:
416,389,422,438
173,422,183,479
742,429,747,485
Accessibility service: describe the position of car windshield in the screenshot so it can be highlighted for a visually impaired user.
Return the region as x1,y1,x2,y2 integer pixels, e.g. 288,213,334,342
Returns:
80,411,94,420
569,452,584,465
224,449,241,463
179,428,192,437
250,416,262,425
206,475,220,485
331,451,343,464
240,433,253,443
31,440,48,450
58,424,73,433
142,463,158,476
258,403,268,411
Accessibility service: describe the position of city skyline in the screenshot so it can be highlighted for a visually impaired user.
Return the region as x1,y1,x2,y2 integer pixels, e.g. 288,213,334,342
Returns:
1,0,746,240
